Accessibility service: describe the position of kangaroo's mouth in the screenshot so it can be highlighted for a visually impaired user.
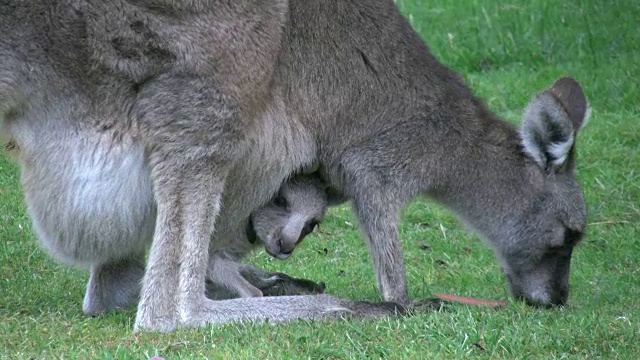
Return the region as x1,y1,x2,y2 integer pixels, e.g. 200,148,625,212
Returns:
505,272,568,308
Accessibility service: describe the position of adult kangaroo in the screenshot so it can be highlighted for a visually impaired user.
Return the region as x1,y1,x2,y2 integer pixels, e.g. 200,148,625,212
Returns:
0,0,588,331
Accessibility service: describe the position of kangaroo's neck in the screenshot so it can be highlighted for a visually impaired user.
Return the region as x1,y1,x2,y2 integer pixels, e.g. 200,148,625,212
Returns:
430,103,539,241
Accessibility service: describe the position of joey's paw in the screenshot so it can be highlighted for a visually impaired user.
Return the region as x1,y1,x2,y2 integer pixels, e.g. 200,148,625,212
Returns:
259,272,326,297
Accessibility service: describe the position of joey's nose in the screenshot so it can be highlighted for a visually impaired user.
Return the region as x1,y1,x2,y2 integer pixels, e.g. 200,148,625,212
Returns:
277,238,294,258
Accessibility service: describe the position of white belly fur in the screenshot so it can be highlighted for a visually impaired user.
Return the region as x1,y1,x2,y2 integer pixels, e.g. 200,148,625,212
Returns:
18,130,155,268
13,99,313,268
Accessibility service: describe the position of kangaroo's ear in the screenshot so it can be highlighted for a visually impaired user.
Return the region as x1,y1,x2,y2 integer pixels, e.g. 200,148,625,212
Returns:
520,77,589,173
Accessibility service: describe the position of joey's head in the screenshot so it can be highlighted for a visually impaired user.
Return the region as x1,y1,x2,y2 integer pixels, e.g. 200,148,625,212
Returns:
247,175,328,259
491,77,589,307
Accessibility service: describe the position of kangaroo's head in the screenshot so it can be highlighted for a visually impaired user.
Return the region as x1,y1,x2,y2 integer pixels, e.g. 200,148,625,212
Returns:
248,174,328,259
494,77,589,306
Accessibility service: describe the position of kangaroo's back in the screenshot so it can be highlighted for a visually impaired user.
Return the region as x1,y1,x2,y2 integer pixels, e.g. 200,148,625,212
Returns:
280,0,515,187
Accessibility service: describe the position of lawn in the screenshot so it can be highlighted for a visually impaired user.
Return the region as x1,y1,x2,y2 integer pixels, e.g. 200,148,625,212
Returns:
1,0,639,358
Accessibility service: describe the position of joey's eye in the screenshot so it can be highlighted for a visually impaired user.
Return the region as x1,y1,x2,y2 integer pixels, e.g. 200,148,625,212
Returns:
273,194,287,208
245,218,257,244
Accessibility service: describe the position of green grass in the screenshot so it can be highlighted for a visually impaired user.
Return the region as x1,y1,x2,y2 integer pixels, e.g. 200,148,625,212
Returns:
2,0,639,358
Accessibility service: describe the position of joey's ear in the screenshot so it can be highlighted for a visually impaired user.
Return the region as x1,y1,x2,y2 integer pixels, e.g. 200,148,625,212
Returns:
520,77,589,172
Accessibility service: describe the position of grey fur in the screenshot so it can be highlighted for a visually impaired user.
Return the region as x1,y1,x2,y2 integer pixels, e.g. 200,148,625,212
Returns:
1,0,588,331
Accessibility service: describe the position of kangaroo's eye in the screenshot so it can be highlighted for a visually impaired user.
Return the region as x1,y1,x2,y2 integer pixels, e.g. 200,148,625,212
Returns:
564,228,583,246
547,242,573,259
548,227,583,255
